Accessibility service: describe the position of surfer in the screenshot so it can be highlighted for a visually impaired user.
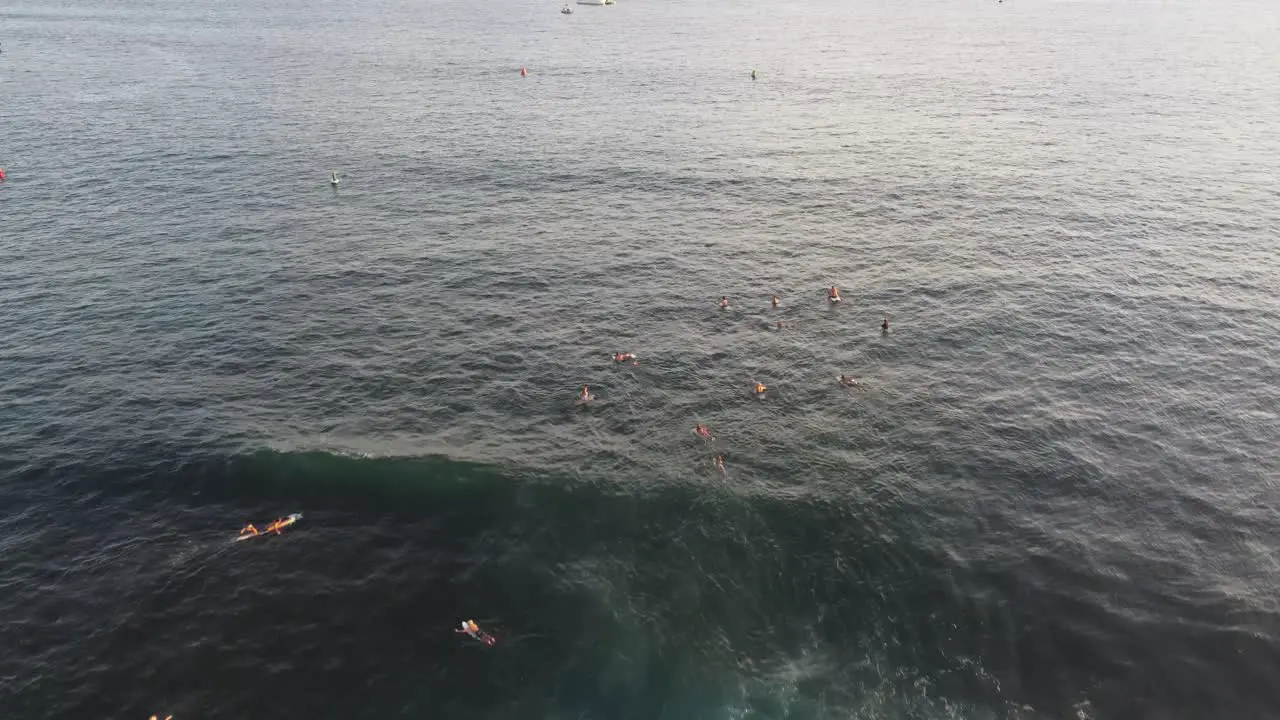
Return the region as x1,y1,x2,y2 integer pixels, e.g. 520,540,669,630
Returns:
828,286,841,302
715,454,726,474
236,514,301,541
693,424,713,441
612,352,636,363
720,296,730,310
578,385,593,404
881,317,890,331
457,619,496,646
838,375,859,387
771,294,779,308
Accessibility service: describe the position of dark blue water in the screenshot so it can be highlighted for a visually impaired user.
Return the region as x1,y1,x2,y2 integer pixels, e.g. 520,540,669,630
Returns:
3,0,1280,717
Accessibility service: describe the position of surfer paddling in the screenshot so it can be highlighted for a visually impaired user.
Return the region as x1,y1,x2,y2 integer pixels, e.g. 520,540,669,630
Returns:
236,514,302,541
457,619,497,646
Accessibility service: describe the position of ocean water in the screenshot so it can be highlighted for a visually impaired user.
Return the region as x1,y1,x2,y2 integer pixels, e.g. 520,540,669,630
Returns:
3,0,1280,717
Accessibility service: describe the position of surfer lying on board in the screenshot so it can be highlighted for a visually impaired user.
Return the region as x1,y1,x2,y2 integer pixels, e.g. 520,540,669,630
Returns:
457,619,497,646
237,514,302,540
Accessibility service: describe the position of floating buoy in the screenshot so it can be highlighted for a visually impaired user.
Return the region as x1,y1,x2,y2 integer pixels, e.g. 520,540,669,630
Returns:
521,67,527,77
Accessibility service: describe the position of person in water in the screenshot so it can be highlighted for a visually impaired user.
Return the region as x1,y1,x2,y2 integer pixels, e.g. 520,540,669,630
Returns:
693,424,713,441
881,317,890,331
720,296,730,309
839,375,859,387
613,353,636,363
828,286,841,301
715,455,726,474
239,523,260,537
771,294,779,308
754,382,767,395
457,619,496,646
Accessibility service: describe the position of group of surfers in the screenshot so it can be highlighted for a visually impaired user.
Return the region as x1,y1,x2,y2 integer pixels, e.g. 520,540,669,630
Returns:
584,289,893,474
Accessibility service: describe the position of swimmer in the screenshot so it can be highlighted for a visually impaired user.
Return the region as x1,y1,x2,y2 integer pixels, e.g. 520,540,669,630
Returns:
456,619,497,646
612,352,637,363
754,382,767,395
578,384,594,404
838,375,859,388
693,424,713,441
881,317,890,331
828,286,841,302
714,454,726,474
771,294,779,308
720,296,730,309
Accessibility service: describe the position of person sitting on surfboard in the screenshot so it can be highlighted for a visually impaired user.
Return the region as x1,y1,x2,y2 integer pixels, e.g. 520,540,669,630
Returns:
828,286,841,302
456,619,496,646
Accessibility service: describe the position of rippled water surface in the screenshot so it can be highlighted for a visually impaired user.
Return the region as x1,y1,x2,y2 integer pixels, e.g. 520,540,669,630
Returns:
3,0,1280,718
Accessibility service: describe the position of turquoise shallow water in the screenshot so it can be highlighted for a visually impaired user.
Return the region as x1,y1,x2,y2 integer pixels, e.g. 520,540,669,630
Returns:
2,0,1280,717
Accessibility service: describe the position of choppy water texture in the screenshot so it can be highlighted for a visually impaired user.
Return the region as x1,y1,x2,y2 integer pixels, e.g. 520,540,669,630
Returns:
3,0,1280,717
